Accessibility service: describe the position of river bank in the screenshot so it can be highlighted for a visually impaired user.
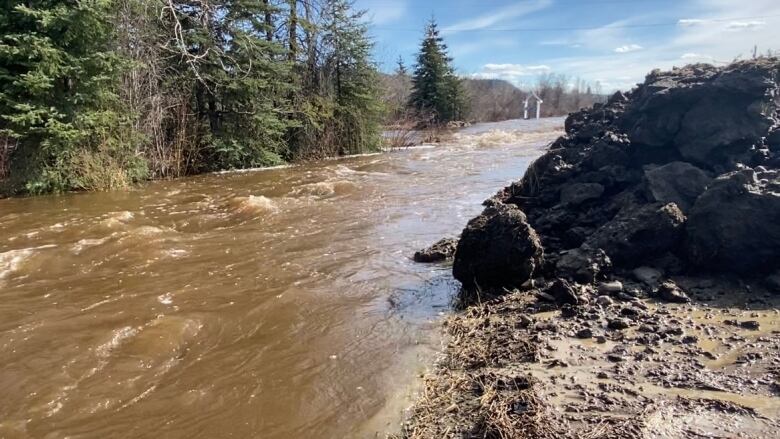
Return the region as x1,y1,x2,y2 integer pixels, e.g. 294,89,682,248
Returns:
400,58,780,438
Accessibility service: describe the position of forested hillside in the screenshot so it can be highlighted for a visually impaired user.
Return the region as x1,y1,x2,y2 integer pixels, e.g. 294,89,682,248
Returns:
381,75,606,124
0,0,382,195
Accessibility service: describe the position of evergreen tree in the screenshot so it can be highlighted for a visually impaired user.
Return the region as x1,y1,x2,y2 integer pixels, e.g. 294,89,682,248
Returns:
318,0,382,155
408,18,467,124
0,0,386,195
396,55,407,76
0,0,143,194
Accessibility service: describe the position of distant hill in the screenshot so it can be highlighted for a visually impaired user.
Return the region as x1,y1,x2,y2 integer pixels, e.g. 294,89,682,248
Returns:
379,73,607,124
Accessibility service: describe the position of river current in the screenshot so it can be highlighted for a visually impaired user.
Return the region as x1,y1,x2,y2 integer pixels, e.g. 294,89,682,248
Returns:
0,118,564,438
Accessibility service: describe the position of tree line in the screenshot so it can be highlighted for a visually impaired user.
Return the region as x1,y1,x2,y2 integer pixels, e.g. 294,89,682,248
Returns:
0,0,382,195
382,21,606,125
1,6,604,197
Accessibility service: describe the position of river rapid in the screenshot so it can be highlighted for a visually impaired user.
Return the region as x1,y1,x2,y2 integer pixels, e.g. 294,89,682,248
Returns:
0,118,564,438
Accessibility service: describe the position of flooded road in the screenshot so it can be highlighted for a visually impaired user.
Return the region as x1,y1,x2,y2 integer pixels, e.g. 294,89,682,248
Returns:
0,118,563,438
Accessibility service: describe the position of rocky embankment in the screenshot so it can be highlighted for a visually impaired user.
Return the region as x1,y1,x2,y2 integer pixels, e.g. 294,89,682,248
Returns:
402,59,780,438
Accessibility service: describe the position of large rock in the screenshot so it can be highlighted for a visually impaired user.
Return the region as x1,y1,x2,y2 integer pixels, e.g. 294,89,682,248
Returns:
767,128,780,152
560,183,604,206
453,203,544,289
584,202,686,267
644,162,712,213
556,248,612,283
686,169,780,274
623,61,778,168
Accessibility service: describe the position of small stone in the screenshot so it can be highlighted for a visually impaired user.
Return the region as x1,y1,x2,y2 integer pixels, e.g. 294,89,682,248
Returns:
596,295,614,307
597,371,610,379
413,238,458,263
638,324,656,333
598,281,624,294
608,318,631,330
536,292,556,303
576,328,594,339
561,305,578,318
547,279,580,305
607,354,626,363
657,281,690,303
595,335,608,344
740,321,761,330
620,307,641,317
682,335,699,344
518,314,534,328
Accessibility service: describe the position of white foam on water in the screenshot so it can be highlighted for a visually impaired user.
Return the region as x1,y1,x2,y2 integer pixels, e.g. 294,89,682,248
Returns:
71,237,110,254
0,245,56,280
217,163,294,175
95,326,140,359
0,249,34,279
452,129,559,148
291,180,357,198
229,195,278,215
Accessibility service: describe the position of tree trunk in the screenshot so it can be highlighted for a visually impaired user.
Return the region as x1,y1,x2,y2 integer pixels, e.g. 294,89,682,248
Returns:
263,0,273,42
288,0,298,62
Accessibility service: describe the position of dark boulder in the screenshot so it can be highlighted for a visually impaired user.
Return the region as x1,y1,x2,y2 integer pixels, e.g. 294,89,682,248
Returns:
559,183,605,206
453,203,544,289
547,278,580,305
414,238,458,263
556,248,612,283
623,61,778,169
767,128,780,152
656,281,691,303
583,202,686,266
686,169,780,274
643,161,712,213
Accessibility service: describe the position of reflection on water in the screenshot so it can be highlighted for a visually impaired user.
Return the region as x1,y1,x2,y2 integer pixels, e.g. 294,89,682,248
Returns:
0,118,563,438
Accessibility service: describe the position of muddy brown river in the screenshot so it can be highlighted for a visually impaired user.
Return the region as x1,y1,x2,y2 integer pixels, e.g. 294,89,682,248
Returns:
0,119,563,438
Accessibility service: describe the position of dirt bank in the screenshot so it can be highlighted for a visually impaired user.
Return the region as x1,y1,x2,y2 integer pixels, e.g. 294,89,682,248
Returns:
403,58,780,438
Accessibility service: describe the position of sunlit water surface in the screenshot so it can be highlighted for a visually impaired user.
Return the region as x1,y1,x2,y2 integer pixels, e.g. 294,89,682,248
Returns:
0,118,563,438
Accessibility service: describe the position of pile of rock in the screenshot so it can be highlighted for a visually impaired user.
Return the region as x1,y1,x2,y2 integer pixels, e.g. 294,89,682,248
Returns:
450,59,780,302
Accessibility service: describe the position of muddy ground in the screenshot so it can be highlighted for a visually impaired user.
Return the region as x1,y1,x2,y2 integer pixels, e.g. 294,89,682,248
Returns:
396,275,780,438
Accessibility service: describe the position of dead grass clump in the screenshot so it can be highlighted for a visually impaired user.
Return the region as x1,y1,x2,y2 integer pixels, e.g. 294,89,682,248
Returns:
444,300,538,370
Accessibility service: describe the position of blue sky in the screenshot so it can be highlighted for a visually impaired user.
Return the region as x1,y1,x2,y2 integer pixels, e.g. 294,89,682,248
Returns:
354,0,780,91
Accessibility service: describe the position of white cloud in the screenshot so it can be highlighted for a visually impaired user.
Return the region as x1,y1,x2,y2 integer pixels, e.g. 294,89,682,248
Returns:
524,0,780,92
681,53,714,60
726,20,766,30
363,0,407,25
678,19,707,27
614,44,643,53
471,64,552,86
443,0,552,32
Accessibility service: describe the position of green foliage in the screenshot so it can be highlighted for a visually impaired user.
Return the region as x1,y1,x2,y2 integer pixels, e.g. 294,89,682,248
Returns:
408,19,468,124
319,0,383,155
0,0,385,196
0,0,143,194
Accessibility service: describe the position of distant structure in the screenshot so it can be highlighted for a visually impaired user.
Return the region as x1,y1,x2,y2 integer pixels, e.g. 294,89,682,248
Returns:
524,92,543,120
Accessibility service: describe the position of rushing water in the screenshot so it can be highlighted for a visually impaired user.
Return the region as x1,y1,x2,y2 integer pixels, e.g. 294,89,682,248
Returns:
0,118,564,438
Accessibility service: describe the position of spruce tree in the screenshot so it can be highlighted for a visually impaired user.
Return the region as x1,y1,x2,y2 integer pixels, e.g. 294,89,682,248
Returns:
0,0,142,194
408,18,467,124
320,0,382,155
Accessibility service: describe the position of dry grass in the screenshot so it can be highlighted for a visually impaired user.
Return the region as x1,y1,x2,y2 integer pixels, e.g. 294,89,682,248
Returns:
384,119,418,150
394,291,648,439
